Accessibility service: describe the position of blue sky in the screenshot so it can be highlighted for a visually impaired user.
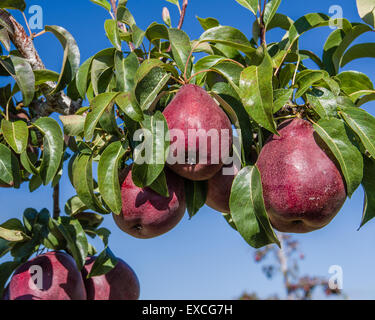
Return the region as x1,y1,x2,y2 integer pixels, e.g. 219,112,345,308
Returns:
2,0,375,299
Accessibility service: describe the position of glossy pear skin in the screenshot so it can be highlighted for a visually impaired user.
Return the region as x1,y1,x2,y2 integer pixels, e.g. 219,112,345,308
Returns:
8,251,87,300
206,162,240,214
257,118,347,233
163,84,233,181
113,167,186,239
81,256,140,300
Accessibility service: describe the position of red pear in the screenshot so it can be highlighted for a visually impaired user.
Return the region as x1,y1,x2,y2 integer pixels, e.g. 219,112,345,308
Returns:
163,84,233,181
206,162,240,213
81,256,140,300
8,251,87,300
257,118,347,233
113,167,186,239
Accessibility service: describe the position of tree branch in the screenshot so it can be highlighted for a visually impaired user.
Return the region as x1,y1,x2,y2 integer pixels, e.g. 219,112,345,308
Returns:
53,183,61,219
0,9,82,117
177,0,188,30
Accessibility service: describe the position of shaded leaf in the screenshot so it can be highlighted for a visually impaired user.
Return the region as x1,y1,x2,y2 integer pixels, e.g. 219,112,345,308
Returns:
230,166,280,248
313,118,363,197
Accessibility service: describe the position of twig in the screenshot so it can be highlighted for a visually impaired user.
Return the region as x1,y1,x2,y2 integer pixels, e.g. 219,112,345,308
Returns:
53,183,60,219
110,0,135,52
110,0,118,17
186,69,214,83
22,12,32,37
177,0,189,30
258,0,267,46
31,30,46,40
183,40,200,82
1,9,82,116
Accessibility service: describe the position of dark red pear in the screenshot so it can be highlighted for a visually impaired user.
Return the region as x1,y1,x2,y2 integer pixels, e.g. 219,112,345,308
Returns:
257,118,347,233
113,166,186,239
8,251,87,300
206,162,240,214
81,256,140,300
2,285,9,300
163,84,233,181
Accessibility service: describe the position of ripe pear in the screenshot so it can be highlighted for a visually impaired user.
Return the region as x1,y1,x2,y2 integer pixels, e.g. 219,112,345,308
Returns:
163,84,233,181
113,167,186,239
81,256,140,300
8,251,87,300
206,162,240,214
257,118,347,233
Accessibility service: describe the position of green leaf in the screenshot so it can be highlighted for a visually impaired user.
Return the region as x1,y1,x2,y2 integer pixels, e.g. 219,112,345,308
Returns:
114,51,139,92
230,166,280,248
267,13,294,31
306,87,338,119
90,48,115,96
87,247,118,278
211,82,254,165
210,62,243,89
72,153,108,214
0,261,21,298
0,56,35,106
45,26,80,93
95,227,111,246
0,143,21,187
34,69,60,87
76,57,93,99
196,16,220,31
234,0,258,15
132,112,169,187
148,170,169,197
287,13,351,47
90,0,111,11
313,118,363,197
341,107,375,159
146,22,169,42
115,92,144,122
59,115,85,137
357,0,375,28
264,0,282,28
360,157,375,228
0,0,26,11
0,226,29,242
84,92,119,140
98,141,127,215
104,19,121,51
0,28,10,51
341,43,375,68
134,62,170,111
185,180,207,219
199,26,255,55
65,195,88,216
335,71,373,97
273,89,293,113
54,217,88,270
295,70,325,98
239,52,277,134
168,28,192,76
33,117,64,185
1,120,28,154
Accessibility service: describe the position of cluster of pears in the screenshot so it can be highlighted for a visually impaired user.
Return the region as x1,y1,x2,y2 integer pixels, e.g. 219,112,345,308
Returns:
3,251,140,300
114,84,347,237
